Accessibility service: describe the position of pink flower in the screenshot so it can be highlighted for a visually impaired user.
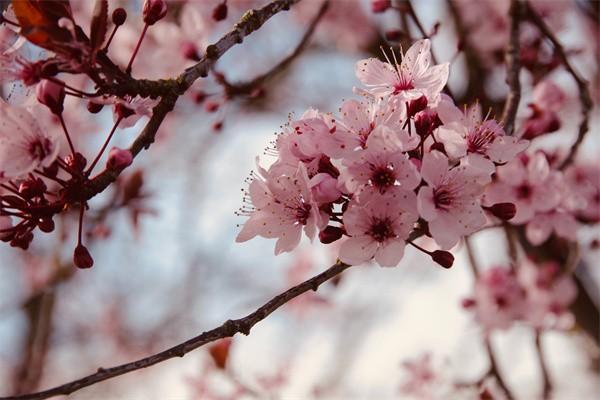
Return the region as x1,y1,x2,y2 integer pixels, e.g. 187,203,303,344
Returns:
338,98,418,150
341,126,420,195
399,353,439,398
532,80,565,112
518,260,577,329
355,39,449,101
0,101,59,179
236,164,327,255
466,266,526,331
483,153,562,224
436,99,528,175
525,210,578,245
339,188,417,267
564,162,600,223
417,151,486,249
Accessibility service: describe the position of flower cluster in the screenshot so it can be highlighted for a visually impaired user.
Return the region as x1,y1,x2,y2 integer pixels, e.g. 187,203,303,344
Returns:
237,39,529,267
483,151,596,245
463,259,577,331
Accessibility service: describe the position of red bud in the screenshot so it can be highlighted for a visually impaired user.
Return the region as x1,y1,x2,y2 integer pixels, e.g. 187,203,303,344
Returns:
74,245,94,269
431,250,454,268
212,1,228,21
488,203,516,221
36,79,65,115
112,8,127,26
143,0,167,25
319,226,343,244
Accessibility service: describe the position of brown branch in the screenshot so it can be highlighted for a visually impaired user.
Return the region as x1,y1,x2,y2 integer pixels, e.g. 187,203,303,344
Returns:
221,0,329,97
465,237,515,400
1,261,353,400
500,0,523,136
81,0,301,200
534,330,552,399
524,2,594,170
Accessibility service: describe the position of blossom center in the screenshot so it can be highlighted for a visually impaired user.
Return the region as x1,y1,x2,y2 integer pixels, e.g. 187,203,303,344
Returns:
295,203,312,225
433,187,454,210
370,165,395,190
392,73,414,95
467,127,497,154
28,138,51,161
367,217,395,242
515,183,532,199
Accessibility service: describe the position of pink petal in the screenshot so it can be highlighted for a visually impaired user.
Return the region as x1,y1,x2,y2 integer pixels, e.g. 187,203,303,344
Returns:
375,239,405,267
339,235,378,265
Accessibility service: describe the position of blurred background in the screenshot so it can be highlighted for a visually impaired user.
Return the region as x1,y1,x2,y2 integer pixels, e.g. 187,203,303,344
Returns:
0,0,598,398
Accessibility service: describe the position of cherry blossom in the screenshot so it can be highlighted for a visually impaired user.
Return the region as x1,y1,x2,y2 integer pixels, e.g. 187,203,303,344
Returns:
355,39,449,101
236,163,327,255
482,153,562,225
564,162,600,223
518,259,577,329
339,188,417,267
0,101,60,179
436,98,529,175
417,151,487,249
341,126,420,195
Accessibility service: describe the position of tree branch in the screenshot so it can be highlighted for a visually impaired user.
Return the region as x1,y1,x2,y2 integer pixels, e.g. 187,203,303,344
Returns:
500,0,523,136
81,0,301,200
524,2,593,170
220,0,330,97
1,261,353,400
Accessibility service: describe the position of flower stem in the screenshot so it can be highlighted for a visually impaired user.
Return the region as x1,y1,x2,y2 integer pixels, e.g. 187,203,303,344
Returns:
58,114,76,156
86,117,123,176
126,24,149,75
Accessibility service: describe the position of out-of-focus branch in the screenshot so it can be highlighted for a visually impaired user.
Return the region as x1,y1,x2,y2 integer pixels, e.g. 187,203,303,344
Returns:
81,0,301,200
534,330,552,399
465,237,515,400
221,0,329,97
500,0,523,136
1,261,354,400
524,2,593,170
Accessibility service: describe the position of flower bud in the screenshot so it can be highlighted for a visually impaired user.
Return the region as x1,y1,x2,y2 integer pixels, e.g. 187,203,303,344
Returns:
461,298,476,309
371,0,391,13
414,110,441,137
36,79,65,115
74,244,94,269
384,30,404,42
38,218,55,233
112,8,127,26
406,95,428,118
319,226,344,244
107,147,133,170
212,1,228,21
487,203,516,221
181,42,200,61
19,178,47,199
209,339,232,369
87,101,104,114
310,173,341,203
11,231,34,250
431,250,454,268
143,0,167,25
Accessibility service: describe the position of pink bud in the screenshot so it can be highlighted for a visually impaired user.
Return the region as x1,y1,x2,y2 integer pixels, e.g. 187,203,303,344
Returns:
36,79,65,115
87,101,104,114
143,0,167,25
461,298,476,309
310,173,341,203
319,226,343,244
74,245,94,269
371,0,391,13
212,1,228,21
181,42,200,61
431,250,454,268
107,147,133,170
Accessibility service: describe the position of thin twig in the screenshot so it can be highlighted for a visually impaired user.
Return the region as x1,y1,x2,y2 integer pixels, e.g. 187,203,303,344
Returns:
1,262,353,400
222,0,329,96
500,0,523,136
525,2,593,170
534,329,552,399
81,0,301,200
